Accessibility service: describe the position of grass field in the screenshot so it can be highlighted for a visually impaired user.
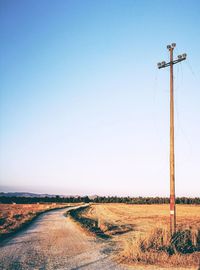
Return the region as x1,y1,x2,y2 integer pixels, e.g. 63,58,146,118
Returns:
0,203,71,238
81,203,200,268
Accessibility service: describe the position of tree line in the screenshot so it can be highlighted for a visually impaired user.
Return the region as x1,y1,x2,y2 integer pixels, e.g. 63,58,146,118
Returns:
0,196,199,204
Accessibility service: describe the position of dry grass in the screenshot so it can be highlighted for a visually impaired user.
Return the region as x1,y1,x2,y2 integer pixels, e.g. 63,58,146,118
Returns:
82,203,200,268
84,204,200,231
121,227,200,268
0,203,71,237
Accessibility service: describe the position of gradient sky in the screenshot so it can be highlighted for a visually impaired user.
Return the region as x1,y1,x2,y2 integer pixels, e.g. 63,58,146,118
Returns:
0,0,200,196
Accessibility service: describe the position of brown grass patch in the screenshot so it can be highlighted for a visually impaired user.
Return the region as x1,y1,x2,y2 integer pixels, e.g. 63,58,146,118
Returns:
121,227,200,268
0,203,72,238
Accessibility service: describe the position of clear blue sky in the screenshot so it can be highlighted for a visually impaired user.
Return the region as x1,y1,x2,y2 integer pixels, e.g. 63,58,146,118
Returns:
0,0,200,196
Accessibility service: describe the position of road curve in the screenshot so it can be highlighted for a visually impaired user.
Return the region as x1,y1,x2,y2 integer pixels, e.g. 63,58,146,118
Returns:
0,206,127,270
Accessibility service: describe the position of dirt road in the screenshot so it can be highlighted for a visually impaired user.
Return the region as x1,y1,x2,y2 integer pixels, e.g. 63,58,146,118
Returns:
0,206,126,270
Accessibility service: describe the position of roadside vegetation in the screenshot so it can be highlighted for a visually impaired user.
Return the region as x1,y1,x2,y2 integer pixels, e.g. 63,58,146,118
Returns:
70,203,200,268
67,205,133,238
66,205,110,239
0,203,71,239
121,226,200,268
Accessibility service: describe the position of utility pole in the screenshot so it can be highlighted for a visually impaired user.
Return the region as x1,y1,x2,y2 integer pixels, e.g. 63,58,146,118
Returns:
157,43,186,236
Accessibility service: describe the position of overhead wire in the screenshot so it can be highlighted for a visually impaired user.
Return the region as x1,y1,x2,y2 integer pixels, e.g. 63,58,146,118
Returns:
186,58,197,79
173,50,192,164
152,65,168,175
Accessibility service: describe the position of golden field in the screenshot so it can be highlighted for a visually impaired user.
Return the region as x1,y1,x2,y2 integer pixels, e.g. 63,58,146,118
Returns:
0,203,70,237
82,203,200,268
85,203,200,233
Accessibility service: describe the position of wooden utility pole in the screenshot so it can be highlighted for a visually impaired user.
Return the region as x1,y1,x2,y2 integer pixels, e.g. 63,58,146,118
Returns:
157,43,186,236
169,46,176,235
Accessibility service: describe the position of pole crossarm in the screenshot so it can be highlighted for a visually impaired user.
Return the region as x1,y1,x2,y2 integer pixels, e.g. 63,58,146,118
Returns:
158,57,186,69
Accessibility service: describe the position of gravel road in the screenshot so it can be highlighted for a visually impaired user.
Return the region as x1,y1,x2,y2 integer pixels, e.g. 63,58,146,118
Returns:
0,206,127,270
